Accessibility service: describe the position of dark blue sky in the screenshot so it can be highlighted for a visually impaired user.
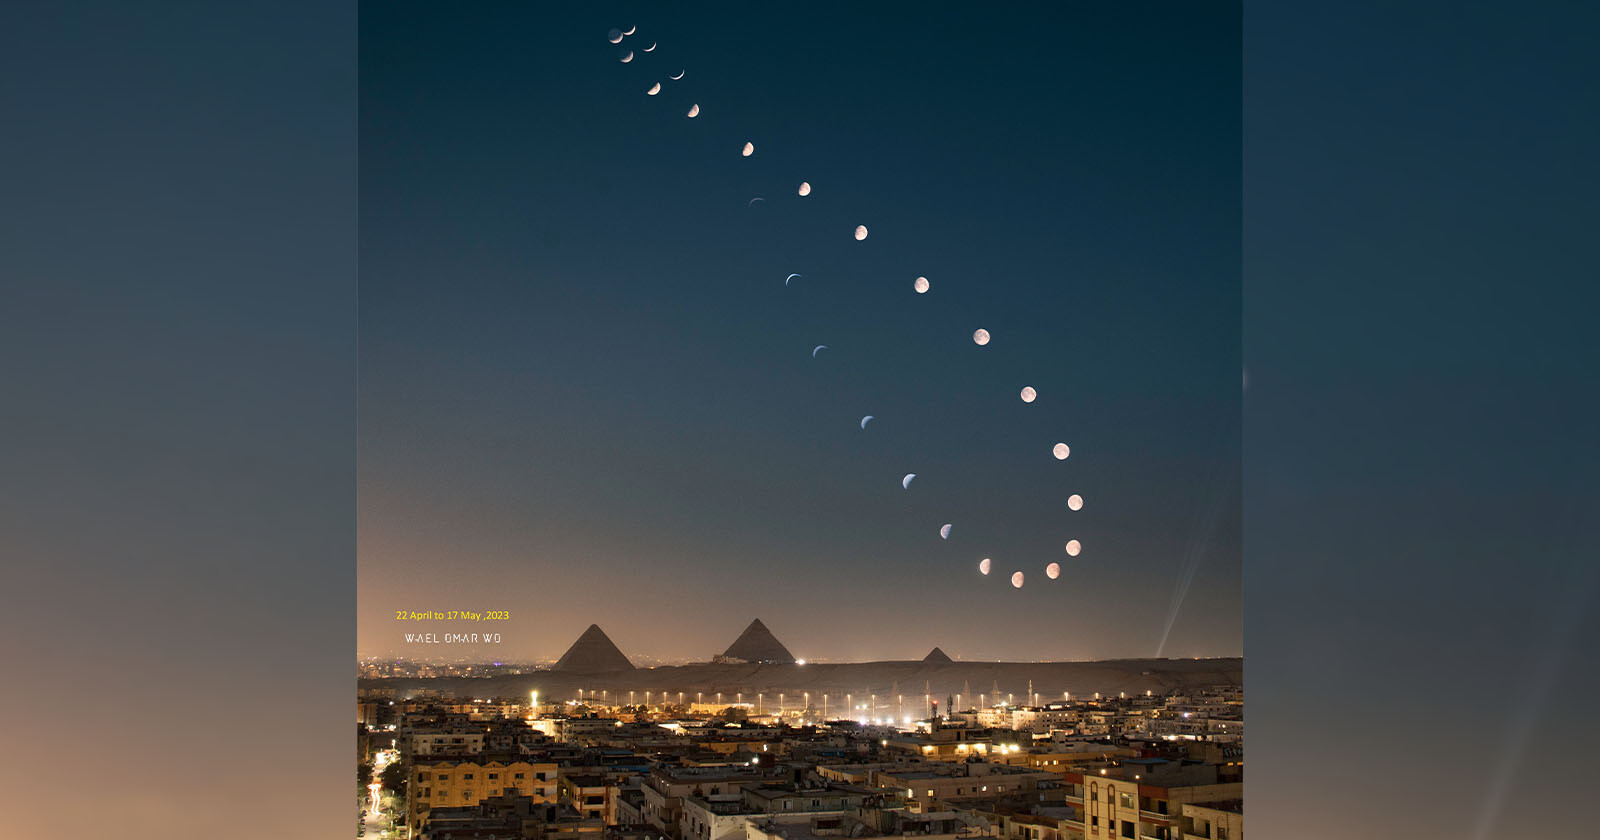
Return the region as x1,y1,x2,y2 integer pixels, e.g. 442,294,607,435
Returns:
359,0,1240,661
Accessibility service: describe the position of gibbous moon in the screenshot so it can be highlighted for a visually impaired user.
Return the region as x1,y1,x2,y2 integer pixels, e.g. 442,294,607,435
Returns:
686,104,699,118
646,82,660,95
1021,386,1037,403
1052,443,1070,460
860,415,874,429
940,523,952,540
1065,539,1081,556
797,181,811,196
901,473,916,489
785,273,801,285
811,344,828,358
620,50,634,63
1067,494,1084,511
742,141,754,157
973,329,991,346
670,70,685,80
914,276,929,294
979,558,992,575
1046,562,1061,580
1011,571,1025,589
608,29,623,43
854,225,868,241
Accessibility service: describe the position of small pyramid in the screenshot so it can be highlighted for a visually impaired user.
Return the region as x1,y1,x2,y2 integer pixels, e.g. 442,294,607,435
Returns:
552,624,634,673
923,647,954,663
721,619,796,664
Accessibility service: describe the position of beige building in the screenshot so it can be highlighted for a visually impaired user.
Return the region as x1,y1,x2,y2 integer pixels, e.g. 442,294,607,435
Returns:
1181,801,1242,840
407,758,558,836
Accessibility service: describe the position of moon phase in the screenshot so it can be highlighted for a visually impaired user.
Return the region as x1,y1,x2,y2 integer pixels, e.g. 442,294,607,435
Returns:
1065,539,1081,556
973,329,991,346
785,273,801,285
1021,386,1037,403
742,142,754,157
1046,562,1061,580
1011,571,1025,588
797,182,812,196
1067,494,1084,511
854,225,868,241
914,276,929,294
620,50,634,63
901,473,915,489
860,415,874,429
670,70,685,80
1053,443,1070,460
979,558,992,575
646,82,660,95
623,25,636,36
686,104,699,118
940,523,952,540
748,197,765,207
643,42,656,52
811,345,828,358
608,28,623,43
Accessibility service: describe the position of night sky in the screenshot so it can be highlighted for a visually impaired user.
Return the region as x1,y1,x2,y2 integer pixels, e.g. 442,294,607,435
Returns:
359,1,1241,662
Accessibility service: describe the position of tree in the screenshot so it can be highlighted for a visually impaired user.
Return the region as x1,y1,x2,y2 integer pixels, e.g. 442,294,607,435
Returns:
380,762,407,796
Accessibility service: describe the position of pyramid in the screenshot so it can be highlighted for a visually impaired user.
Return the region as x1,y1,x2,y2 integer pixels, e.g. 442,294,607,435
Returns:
552,624,634,673
923,647,953,663
721,619,796,664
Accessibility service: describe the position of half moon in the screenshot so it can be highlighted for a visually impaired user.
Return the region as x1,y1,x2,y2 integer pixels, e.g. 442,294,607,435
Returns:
1067,494,1084,511
797,181,811,196
686,104,699,118
979,558,992,575
939,523,952,540
901,473,915,490
742,141,754,157
860,415,874,429
646,82,660,95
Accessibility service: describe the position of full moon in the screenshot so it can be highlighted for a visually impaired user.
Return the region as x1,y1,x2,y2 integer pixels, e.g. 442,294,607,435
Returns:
854,225,868,241
798,181,811,196
914,276,929,294
1021,386,1037,403
1068,494,1084,511
1011,571,1025,589
973,329,990,346
1065,539,1081,556
979,558,992,575
1046,562,1061,580
742,141,754,157
1053,443,1070,460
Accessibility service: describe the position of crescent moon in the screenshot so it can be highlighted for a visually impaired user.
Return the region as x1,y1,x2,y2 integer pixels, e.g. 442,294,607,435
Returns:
670,70,685,80
643,42,656,52
646,82,660,95
902,473,916,489
939,523,952,540
623,25,636,36
860,415,874,429
748,197,765,207
785,273,801,285
686,104,699,118
620,51,633,63
811,345,828,358
608,29,623,44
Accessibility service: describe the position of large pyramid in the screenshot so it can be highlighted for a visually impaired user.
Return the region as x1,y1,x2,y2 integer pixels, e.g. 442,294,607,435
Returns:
552,624,634,673
922,647,954,663
721,619,796,664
